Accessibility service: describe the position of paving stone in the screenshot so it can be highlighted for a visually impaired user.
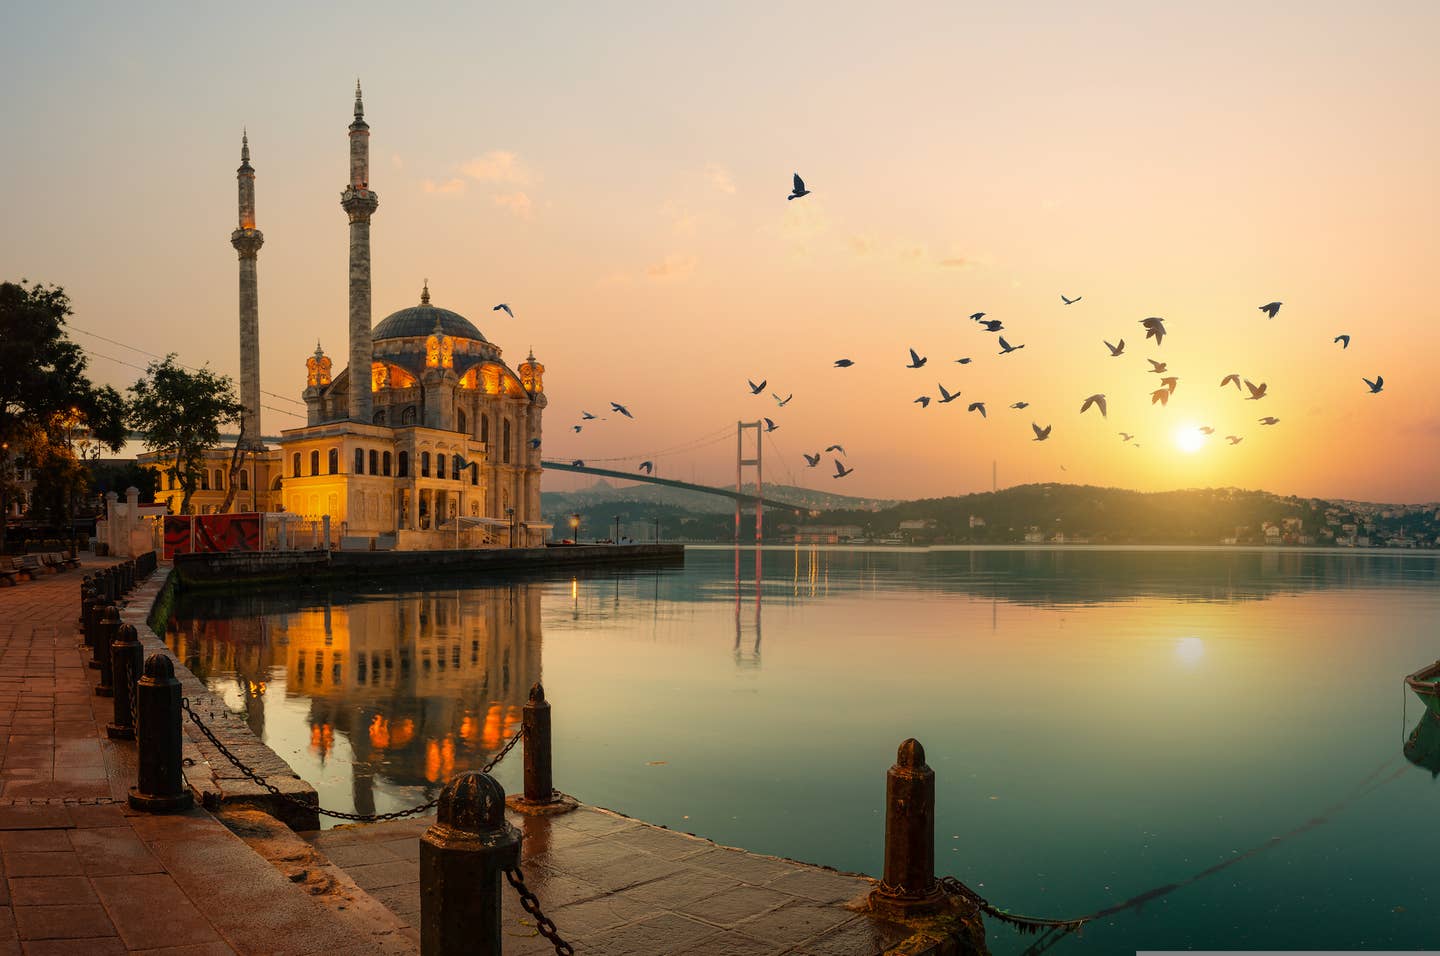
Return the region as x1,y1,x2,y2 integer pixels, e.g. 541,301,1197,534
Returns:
676,883,796,927
796,913,916,955
93,873,224,950
0,832,69,854
22,939,127,955
0,853,82,878
577,911,722,955
672,931,785,955
735,899,856,946
344,858,418,891
68,826,165,876
12,902,116,940
7,875,97,906
762,867,872,905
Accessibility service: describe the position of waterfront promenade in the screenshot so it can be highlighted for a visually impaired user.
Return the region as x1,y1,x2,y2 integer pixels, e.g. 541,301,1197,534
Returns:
0,557,412,954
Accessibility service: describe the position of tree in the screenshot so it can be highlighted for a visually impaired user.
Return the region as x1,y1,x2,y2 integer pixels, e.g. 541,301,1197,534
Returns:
0,281,127,527
128,356,243,515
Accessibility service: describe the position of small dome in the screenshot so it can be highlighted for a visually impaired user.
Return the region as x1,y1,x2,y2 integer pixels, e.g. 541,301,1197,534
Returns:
373,299,487,343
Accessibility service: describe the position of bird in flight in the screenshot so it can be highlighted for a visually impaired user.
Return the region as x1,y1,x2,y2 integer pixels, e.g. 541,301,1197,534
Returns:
1334,334,1350,349
1148,359,1167,374
1220,373,1242,391
914,396,931,409
763,417,779,433
826,444,847,455
638,461,653,474
1198,426,1215,435
1244,380,1267,401
788,173,810,200
493,303,514,318
970,312,986,321
906,348,927,369
1140,317,1166,346
572,425,583,433
747,379,767,394
571,459,585,467
997,336,1025,355
1031,423,1052,441
803,452,821,467
774,393,793,407
1363,375,1384,393
1259,301,1283,319
581,411,597,420
1010,401,1029,409
610,402,634,418
1061,294,1082,305
834,359,855,368
832,459,854,478
1151,388,1171,406
1105,339,1125,357
937,383,961,404
1226,435,1243,445
1159,376,1178,394
954,357,973,365
528,437,542,448
1258,416,1280,425
978,319,1004,332
1080,394,1107,417
1118,432,1135,442
967,402,987,418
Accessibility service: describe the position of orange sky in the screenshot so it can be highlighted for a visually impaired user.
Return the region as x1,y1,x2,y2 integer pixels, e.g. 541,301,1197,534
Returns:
3,2,1436,502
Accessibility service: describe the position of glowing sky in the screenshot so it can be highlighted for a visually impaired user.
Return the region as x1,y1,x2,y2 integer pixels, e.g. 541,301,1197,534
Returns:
3,2,1436,502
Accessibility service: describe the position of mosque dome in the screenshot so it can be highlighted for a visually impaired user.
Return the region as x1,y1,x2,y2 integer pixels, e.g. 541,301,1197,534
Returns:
372,284,488,342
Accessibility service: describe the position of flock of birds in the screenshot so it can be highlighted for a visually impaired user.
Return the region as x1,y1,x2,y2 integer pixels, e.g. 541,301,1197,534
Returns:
543,172,1388,484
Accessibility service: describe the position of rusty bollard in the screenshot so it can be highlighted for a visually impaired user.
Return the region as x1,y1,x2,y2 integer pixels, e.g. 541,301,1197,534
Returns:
870,738,946,915
524,682,553,802
107,623,145,740
94,606,117,698
128,654,193,813
420,771,520,956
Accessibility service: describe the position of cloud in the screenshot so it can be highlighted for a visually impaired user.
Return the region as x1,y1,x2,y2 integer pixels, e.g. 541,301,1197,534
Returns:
938,257,970,268
646,254,697,280
461,150,533,185
661,200,696,237
421,178,466,195
492,192,533,218
703,163,736,195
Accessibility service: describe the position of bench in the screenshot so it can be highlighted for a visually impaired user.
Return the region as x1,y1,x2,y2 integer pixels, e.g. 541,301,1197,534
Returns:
18,555,51,576
0,557,31,583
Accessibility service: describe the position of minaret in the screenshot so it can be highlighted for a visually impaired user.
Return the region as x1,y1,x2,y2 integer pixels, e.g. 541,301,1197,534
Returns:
230,130,264,447
341,80,379,422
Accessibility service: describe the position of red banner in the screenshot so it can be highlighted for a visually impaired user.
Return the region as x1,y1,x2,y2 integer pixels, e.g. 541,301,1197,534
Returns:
163,514,262,558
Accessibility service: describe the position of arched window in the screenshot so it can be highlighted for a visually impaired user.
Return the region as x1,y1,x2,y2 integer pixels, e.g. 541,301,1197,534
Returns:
354,448,364,474
369,450,379,475
328,449,338,475
213,469,225,490
373,409,386,426
200,471,209,491
292,453,301,478
271,476,283,491
239,470,249,491
502,420,511,464
398,451,409,478
383,451,392,476
401,405,417,426
421,452,431,477
309,450,320,476
470,463,478,486
457,409,467,435
480,415,489,444
437,454,447,480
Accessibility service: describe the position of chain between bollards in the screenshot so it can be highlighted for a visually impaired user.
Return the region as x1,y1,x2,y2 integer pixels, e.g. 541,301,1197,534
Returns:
504,866,574,955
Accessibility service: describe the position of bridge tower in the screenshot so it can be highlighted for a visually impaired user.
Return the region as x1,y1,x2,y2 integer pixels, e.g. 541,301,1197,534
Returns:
735,421,763,545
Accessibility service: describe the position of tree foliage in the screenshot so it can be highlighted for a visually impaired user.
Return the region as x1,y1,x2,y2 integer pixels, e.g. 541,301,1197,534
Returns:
0,280,128,525
128,356,243,515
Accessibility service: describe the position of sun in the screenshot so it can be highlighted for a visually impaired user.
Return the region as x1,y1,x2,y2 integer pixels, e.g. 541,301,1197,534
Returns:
1173,426,1206,454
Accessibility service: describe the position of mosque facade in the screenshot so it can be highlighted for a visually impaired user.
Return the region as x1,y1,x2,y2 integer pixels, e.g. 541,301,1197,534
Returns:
142,84,548,549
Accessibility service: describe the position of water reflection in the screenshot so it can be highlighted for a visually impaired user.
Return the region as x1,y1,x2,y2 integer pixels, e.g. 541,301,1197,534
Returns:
167,582,541,811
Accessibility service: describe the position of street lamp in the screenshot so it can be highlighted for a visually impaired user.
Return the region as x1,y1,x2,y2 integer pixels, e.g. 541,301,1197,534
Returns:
505,507,515,548
568,513,580,544
613,514,621,545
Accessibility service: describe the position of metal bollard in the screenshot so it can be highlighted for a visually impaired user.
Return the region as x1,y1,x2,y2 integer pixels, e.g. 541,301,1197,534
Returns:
78,574,92,624
128,653,193,813
420,771,520,956
80,585,98,654
107,623,144,740
523,682,554,804
121,561,133,593
94,606,117,698
870,738,945,915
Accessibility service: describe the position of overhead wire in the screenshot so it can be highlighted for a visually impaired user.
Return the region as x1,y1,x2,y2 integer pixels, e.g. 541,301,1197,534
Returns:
84,348,305,419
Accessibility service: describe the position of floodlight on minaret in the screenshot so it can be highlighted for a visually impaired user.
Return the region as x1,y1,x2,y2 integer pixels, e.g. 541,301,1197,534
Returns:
231,129,264,448
341,79,379,422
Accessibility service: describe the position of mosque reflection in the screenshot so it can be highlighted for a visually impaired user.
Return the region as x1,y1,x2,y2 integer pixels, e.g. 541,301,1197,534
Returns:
164,583,540,814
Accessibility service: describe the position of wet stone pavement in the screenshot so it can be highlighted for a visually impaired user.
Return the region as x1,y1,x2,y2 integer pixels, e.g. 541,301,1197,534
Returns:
309,806,921,955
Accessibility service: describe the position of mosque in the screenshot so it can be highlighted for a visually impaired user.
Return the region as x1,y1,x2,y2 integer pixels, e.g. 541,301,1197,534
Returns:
142,84,549,549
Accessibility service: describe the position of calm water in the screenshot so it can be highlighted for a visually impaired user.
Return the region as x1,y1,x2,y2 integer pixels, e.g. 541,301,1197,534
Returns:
166,547,1440,953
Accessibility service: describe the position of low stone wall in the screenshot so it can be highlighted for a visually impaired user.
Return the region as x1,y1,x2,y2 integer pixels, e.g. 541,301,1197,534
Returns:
126,568,320,830
173,543,684,588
